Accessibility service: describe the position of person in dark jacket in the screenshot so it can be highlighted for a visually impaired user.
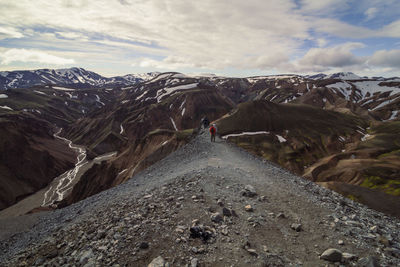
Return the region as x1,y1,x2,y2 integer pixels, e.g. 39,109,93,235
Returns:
209,124,216,142
201,117,210,129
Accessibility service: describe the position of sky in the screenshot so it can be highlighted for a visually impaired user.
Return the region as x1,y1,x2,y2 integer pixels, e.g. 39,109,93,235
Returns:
0,0,399,77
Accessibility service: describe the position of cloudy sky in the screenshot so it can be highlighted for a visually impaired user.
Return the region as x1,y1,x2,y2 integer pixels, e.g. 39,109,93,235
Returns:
0,0,399,77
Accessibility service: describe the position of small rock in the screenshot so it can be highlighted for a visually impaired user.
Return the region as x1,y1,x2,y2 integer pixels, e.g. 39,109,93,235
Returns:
191,257,199,267
358,256,380,267
244,205,253,212
177,196,184,201
222,207,232,217
175,225,185,234
45,248,58,259
277,213,285,219
190,226,212,242
139,241,149,249
320,248,342,262
370,225,378,233
246,248,258,256
342,252,358,262
217,199,224,206
211,212,223,223
148,256,167,267
79,249,94,265
97,230,106,239
378,235,391,247
338,240,344,245
290,223,302,232
242,185,257,197
259,195,267,201
221,226,228,236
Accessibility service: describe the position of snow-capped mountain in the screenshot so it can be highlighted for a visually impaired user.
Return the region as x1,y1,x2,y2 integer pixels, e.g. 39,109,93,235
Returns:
0,67,157,90
326,72,364,80
305,72,363,80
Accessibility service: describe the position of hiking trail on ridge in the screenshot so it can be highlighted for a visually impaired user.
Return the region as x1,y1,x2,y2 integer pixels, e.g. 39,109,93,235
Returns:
1,130,399,266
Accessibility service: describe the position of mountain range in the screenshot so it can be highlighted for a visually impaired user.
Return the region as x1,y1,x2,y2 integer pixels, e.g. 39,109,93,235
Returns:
0,67,160,90
0,67,399,219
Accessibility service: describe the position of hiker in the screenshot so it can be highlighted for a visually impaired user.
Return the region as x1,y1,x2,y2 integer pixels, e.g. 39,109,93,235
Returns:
201,116,210,129
209,124,217,142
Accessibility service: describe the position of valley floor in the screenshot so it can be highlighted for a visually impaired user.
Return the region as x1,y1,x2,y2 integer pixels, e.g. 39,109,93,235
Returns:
1,131,400,266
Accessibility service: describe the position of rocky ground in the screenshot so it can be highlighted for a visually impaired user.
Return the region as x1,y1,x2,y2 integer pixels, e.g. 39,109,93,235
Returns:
1,130,400,266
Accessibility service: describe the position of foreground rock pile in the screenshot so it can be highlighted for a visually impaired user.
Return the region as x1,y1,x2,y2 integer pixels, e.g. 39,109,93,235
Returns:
4,169,400,266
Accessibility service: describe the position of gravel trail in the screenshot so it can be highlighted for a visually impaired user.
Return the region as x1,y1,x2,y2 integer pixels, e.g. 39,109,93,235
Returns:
1,130,399,266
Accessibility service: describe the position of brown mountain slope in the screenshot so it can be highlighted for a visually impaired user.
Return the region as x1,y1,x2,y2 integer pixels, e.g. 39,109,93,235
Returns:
215,100,400,215
0,114,76,210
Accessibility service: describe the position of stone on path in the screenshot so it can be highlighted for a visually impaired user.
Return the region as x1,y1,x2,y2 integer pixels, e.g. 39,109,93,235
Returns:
242,185,257,197
211,212,223,223
320,248,342,262
244,205,253,212
148,256,168,267
290,223,302,232
358,256,380,267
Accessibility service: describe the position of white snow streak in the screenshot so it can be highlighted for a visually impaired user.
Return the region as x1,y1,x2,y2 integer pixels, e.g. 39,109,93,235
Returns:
53,86,75,91
276,135,287,143
222,131,270,139
161,140,169,146
181,108,186,116
157,83,198,103
170,117,178,131
95,94,105,105
120,124,124,134
118,169,128,176
0,94,9,98
34,90,46,95
0,105,13,110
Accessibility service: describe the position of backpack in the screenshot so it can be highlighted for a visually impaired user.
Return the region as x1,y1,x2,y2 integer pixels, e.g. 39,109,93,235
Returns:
210,126,216,134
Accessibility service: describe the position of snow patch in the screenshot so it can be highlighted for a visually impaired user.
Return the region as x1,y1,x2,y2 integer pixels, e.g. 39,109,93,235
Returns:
118,169,128,176
170,117,178,131
161,140,169,146
34,90,47,95
157,83,198,103
327,82,352,100
222,131,270,139
276,135,287,143
384,110,399,121
136,91,147,101
95,94,105,105
53,86,75,91
181,108,186,116
353,81,398,98
0,94,8,98
0,105,13,110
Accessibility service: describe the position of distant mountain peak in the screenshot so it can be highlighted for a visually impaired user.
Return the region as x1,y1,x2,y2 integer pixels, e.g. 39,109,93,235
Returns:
0,67,154,90
327,72,362,80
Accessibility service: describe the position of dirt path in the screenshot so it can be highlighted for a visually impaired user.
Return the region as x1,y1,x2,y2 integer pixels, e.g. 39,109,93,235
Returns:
1,131,399,266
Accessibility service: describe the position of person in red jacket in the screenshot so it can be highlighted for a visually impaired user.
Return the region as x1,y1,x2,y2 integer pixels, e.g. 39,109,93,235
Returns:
209,124,216,142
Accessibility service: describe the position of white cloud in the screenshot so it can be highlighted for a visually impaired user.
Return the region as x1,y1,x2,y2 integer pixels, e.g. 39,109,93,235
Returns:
299,0,349,13
0,0,398,76
365,7,378,20
381,20,400,38
368,49,400,68
0,26,24,40
299,43,365,68
0,48,75,65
